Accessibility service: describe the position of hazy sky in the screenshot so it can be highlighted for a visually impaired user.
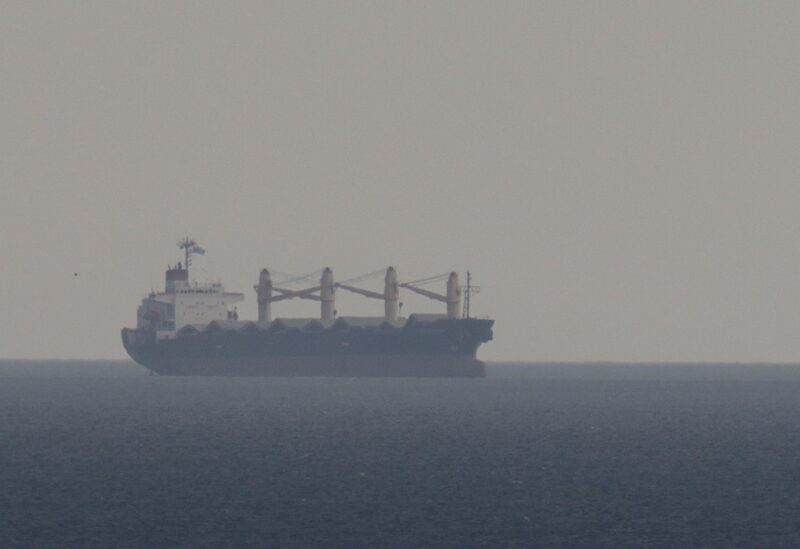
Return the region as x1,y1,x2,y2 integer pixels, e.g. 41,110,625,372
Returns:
2,2,800,361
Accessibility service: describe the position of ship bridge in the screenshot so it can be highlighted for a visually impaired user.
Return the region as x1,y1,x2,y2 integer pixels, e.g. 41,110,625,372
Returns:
137,239,244,337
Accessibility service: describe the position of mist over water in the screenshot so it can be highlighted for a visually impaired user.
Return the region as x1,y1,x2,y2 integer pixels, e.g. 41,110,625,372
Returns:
2,361,800,547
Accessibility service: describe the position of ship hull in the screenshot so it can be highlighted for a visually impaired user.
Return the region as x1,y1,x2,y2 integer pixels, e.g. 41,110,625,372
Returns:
126,354,485,378
122,317,493,378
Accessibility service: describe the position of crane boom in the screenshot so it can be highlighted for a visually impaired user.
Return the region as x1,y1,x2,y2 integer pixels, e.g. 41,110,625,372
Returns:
266,286,322,303
400,284,447,303
337,283,384,300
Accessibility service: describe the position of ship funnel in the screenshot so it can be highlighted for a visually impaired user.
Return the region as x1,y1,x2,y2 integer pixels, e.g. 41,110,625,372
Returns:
446,272,461,319
320,267,336,322
256,269,273,322
165,264,188,293
384,267,399,322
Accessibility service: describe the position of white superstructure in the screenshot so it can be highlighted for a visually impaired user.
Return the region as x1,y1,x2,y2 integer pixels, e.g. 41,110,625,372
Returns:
136,239,243,339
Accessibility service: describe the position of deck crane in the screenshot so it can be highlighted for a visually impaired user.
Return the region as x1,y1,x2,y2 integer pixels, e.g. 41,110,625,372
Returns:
257,267,463,321
337,267,401,322
255,268,334,322
401,272,462,319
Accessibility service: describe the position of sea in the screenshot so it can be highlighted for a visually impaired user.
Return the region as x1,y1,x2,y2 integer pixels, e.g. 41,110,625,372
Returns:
2,360,800,548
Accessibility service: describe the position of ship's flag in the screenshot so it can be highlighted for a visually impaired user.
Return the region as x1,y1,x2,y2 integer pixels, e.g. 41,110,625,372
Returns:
191,245,206,255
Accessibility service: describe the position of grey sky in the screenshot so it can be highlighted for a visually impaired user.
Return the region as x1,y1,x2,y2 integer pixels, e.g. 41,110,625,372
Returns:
2,2,799,361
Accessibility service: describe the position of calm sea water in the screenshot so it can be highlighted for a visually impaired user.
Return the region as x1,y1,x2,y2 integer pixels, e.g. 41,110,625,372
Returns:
2,361,800,547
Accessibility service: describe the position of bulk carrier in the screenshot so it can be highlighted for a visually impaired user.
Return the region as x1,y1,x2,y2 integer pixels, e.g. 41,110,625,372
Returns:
121,239,494,377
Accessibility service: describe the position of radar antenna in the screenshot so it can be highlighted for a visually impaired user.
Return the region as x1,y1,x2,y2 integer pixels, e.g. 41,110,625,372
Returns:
178,237,197,276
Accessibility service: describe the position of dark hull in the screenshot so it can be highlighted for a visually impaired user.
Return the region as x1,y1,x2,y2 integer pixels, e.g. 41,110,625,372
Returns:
127,354,485,378
122,318,493,378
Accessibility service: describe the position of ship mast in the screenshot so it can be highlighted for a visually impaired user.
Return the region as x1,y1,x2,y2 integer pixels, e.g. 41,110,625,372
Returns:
178,237,197,276
462,271,480,318
464,271,471,318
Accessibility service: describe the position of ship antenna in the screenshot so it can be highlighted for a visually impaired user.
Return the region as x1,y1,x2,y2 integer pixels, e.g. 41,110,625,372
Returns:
178,237,197,276
462,271,480,318
464,271,471,318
